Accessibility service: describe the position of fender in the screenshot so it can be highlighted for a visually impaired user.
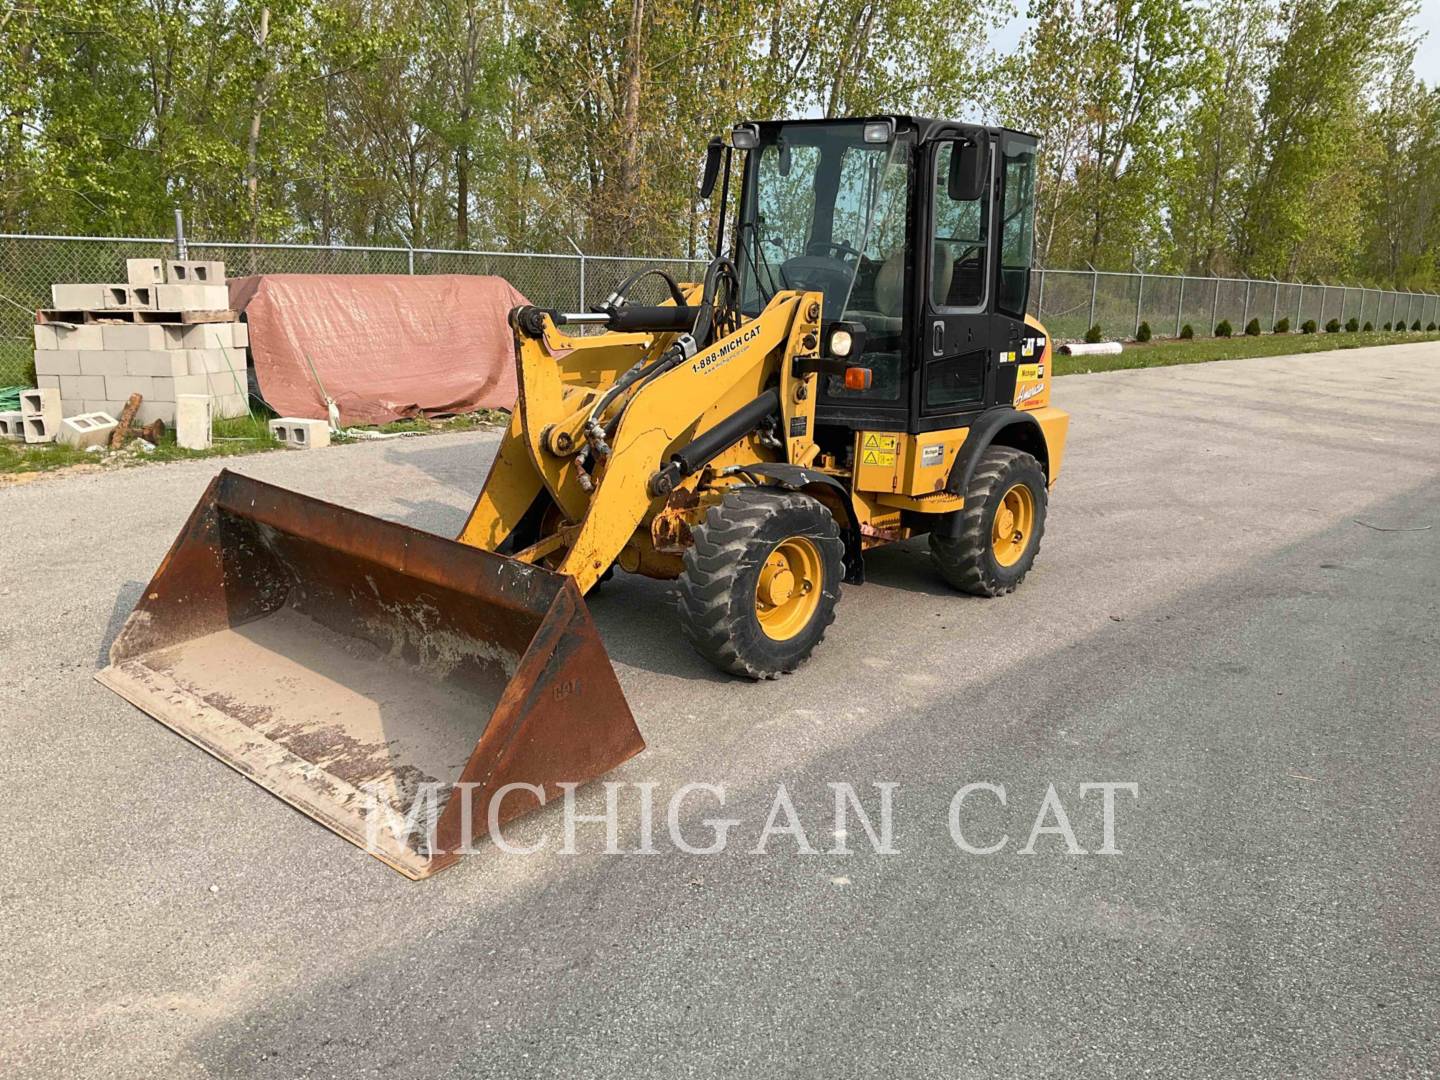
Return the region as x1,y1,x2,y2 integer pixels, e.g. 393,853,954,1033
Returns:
932,407,1048,540
727,463,866,584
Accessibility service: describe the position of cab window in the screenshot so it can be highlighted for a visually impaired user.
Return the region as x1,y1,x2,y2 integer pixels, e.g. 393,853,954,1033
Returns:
931,141,988,311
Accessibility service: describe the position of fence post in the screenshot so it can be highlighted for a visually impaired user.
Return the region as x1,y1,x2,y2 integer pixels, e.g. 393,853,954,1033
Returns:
1134,270,1144,337
1271,277,1280,331
407,246,414,275
1241,278,1250,329
173,207,187,260
1210,276,1220,334
1175,276,1185,337
1087,263,1098,331
1035,268,1046,320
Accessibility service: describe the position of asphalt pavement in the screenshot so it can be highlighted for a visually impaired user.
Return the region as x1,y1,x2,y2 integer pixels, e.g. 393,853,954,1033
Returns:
2,342,1437,1078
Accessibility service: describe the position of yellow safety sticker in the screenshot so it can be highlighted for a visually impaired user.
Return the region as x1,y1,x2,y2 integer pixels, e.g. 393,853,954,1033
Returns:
862,433,897,451
1017,363,1039,381
861,450,896,466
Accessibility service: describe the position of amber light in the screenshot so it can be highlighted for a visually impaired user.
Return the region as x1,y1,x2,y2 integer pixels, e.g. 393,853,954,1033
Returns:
844,367,872,391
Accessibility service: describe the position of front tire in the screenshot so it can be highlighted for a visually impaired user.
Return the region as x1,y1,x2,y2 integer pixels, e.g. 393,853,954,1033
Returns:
930,445,1047,596
677,488,844,679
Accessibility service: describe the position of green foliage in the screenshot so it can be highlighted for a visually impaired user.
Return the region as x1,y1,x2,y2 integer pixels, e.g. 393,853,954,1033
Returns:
1383,322,1392,330
1136,321,1152,342
1364,321,1373,330
1084,324,1103,343
1180,323,1194,338
1274,317,1290,333
1325,318,1341,332
1429,322,1437,331
1302,319,1318,333
1412,320,1422,330
1215,319,1233,337
1245,317,1261,336
1345,317,1359,332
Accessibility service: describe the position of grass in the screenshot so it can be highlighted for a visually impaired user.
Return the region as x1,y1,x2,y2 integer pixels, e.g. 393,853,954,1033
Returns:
1053,328,1440,376
0,407,509,478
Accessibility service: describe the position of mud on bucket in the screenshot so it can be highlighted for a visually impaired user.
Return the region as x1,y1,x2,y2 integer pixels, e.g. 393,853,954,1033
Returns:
97,470,643,879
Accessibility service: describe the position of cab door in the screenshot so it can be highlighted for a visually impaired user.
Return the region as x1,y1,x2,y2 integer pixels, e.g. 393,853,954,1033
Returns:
916,133,997,431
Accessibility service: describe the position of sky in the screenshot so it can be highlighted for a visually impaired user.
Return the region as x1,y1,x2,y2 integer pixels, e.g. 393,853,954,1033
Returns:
987,1,1440,88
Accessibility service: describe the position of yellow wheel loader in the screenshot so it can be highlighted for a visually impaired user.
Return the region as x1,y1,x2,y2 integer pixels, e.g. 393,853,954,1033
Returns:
98,116,1068,877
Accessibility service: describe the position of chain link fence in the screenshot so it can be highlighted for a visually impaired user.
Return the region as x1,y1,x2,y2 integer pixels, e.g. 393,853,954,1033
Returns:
3,233,1437,386
1032,268,1440,343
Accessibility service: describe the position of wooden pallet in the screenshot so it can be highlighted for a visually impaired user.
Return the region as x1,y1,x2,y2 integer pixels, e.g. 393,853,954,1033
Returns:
36,308,237,326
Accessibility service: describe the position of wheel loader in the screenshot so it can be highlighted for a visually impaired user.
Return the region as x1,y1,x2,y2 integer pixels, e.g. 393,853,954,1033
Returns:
98,116,1068,877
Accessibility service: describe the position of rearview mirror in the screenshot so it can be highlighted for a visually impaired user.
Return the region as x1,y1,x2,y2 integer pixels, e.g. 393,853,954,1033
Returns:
948,139,988,203
700,137,723,199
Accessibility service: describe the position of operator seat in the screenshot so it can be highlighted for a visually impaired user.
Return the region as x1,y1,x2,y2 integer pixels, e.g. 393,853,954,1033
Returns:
846,242,955,333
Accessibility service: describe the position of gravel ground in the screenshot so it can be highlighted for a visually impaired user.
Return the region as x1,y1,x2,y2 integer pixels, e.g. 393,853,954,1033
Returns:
2,342,1437,1078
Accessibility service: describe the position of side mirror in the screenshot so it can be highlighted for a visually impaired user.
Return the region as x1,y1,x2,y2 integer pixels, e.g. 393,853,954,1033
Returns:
699,137,723,199
948,139,988,203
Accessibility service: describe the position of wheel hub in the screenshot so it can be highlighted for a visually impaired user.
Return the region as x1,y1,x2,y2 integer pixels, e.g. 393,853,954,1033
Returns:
755,537,822,641
990,482,1035,568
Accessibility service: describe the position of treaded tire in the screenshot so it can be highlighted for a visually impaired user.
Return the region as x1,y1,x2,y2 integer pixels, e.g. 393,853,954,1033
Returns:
677,487,844,679
930,446,1047,597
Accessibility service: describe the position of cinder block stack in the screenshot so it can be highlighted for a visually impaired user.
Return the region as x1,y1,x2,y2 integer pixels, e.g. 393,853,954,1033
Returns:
33,258,247,426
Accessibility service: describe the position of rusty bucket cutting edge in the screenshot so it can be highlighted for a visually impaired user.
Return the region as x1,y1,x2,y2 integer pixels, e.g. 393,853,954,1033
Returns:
95,469,644,879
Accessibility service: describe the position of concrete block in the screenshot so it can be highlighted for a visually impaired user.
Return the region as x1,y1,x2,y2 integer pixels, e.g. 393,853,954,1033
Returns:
215,393,249,419
164,324,207,349
57,412,119,448
232,322,249,347
126,258,165,287
20,388,61,444
101,323,167,350
185,348,225,374
126,349,188,377
176,394,213,450
222,345,248,369
169,374,211,398
60,374,107,402
156,283,230,311
79,351,129,377
52,323,104,350
102,284,140,309
135,401,175,426
34,324,56,350
83,400,125,416
165,259,226,285
34,349,81,376
36,374,60,390
50,283,107,309
104,375,155,402
23,415,56,442
0,411,24,440
270,417,330,449
206,369,247,398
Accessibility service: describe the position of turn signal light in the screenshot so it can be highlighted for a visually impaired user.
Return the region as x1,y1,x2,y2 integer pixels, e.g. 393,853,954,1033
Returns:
844,367,873,391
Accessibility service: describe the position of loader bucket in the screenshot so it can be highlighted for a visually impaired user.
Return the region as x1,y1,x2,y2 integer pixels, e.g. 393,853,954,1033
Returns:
97,470,644,879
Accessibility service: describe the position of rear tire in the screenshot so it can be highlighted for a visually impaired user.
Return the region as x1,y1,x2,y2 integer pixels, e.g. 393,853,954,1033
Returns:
677,488,844,679
930,445,1047,597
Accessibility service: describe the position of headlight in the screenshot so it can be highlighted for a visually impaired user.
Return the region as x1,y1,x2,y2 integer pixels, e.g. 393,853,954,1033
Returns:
863,120,893,144
731,124,760,150
829,328,854,357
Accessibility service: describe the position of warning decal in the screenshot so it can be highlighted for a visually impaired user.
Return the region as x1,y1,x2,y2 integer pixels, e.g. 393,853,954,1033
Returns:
860,432,897,467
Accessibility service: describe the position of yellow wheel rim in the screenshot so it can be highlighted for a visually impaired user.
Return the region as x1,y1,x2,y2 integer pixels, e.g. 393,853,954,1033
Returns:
991,482,1035,568
755,536,823,641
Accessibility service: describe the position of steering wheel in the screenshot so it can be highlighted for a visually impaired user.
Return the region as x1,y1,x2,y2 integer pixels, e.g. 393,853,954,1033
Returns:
806,240,863,263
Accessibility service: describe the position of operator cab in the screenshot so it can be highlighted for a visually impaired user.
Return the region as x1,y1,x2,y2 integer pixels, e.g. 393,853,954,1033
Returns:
719,116,1039,437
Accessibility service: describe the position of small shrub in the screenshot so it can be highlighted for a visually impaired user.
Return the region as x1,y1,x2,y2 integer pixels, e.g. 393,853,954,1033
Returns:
1274,317,1290,333
1345,317,1359,332
1325,318,1341,333
1083,324,1103,344
1412,320,1422,331
1215,319,1233,337
1245,318,1261,336
1383,322,1392,331
1429,322,1437,332
1179,323,1194,339
1135,321,1152,342
1363,322,1373,331
1302,319,1317,334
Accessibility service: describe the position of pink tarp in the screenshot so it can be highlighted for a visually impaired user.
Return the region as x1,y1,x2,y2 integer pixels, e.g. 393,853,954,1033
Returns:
228,274,525,426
